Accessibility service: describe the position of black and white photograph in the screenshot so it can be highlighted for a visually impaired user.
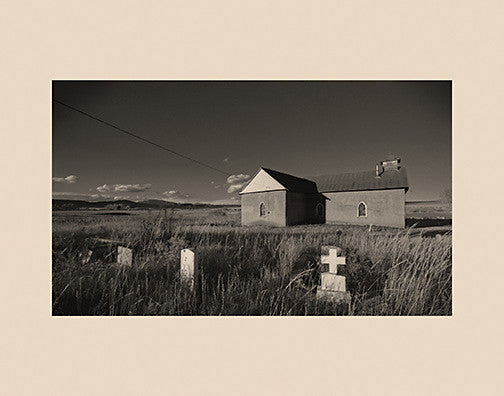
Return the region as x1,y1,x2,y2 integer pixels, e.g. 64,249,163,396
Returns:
52,80,452,316
6,1,504,395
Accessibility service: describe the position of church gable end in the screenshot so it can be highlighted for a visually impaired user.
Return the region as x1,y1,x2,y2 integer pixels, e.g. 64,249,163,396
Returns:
239,169,286,194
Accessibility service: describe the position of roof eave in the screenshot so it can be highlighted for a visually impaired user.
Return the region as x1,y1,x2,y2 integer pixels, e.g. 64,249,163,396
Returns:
239,188,288,195
319,186,409,193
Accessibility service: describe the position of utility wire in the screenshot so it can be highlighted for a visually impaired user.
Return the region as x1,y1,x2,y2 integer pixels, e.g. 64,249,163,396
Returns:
53,98,232,177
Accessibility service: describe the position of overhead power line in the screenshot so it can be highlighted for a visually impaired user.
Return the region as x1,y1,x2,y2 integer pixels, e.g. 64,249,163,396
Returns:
52,98,232,177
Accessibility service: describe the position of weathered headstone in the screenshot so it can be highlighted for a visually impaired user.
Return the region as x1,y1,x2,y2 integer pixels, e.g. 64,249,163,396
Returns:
117,246,133,266
83,238,133,266
80,249,93,264
320,273,346,291
181,248,198,290
321,251,346,274
317,246,351,304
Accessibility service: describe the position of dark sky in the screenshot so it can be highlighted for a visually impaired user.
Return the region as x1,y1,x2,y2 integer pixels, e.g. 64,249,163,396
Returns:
52,81,451,203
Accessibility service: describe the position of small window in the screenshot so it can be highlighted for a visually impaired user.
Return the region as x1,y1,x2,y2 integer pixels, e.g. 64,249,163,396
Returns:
259,202,266,216
316,203,324,217
358,201,367,217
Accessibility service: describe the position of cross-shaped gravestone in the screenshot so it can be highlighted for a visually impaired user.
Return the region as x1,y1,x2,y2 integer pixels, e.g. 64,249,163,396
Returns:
318,246,350,305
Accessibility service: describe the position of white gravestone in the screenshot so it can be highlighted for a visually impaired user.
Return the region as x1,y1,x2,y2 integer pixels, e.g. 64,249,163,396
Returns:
317,246,350,304
321,273,346,291
117,246,133,266
321,255,346,274
321,246,346,274
181,249,198,290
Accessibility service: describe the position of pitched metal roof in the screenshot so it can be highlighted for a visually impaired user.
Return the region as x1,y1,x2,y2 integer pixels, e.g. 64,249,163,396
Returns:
261,168,319,193
312,168,409,193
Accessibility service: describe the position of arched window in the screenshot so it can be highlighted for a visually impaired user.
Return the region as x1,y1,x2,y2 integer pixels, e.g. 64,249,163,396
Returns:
358,201,367,217
259,202,266,216
316,203,324,217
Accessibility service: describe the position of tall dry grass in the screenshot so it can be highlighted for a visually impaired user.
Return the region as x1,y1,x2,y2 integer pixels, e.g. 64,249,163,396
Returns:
52,211,451,315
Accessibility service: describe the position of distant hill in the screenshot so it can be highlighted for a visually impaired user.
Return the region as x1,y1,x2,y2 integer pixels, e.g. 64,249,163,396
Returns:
52,199,239,211
406,200,443,205
405,199,451,219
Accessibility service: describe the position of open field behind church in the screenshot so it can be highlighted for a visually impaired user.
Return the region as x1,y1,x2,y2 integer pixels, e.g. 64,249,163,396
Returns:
52,203,451,316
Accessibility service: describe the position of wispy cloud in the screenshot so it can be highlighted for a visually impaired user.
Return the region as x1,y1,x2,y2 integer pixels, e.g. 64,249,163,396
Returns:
53,191,144,202
115,183,152,192
96,183,152,193
227,184,244,193
52,191,112,200
227,174,250,184
226,173,250,193
52,175,78,184
162,190,191,201
96,184,112,193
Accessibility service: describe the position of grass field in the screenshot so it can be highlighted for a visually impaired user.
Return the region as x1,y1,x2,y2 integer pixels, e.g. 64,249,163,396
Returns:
52,205,452,316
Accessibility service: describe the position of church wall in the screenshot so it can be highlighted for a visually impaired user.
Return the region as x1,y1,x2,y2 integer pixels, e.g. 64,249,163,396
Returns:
241,190,286,226
324,189,405,228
